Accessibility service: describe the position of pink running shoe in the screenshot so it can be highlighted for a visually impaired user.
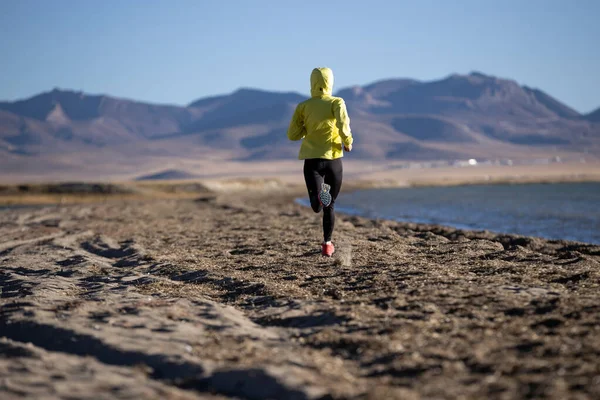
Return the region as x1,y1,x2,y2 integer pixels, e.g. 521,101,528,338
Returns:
322,242,335,257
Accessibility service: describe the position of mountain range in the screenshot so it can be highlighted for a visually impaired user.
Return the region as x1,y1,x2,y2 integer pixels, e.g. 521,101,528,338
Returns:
1,72,599,180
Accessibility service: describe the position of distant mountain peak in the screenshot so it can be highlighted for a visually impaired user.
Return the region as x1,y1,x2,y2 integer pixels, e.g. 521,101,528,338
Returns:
46,87,96,99
232,87,305,98
444,71,508,84
364,78,419,88
233,87,265,95
188,87,304,112
234,87,273,94
468,71,489,78
584,107,600,122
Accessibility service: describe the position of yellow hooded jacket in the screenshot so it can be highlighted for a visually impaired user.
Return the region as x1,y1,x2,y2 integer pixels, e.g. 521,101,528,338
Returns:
287,68,353,160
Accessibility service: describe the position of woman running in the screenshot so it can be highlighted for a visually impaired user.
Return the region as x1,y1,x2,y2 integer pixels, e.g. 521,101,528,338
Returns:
287,67,354,257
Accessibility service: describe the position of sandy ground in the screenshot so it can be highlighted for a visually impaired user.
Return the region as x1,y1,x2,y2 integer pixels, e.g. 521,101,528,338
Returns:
1,186,599,399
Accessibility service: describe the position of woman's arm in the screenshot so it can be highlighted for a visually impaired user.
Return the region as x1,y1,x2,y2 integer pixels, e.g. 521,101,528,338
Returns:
333,98,353,148
287,103,306,141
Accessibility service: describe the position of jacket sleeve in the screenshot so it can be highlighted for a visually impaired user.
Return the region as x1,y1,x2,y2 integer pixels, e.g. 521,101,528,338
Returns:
333,98,353,146
287,103,306,141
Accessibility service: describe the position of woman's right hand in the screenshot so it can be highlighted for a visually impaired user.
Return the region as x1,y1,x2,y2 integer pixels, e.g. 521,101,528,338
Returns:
344,144,352,152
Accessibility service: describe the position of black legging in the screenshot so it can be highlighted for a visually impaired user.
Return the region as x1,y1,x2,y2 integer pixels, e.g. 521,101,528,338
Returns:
303,158,343,242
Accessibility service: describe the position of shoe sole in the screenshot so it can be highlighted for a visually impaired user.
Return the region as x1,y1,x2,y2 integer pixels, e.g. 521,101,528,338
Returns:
318,183,332,207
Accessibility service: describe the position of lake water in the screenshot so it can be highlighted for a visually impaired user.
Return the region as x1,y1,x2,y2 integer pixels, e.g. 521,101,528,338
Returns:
297,182,600,244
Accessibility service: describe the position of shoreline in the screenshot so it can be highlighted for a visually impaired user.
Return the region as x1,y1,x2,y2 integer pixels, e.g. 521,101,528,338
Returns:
2,165,599,246
2,164,599,246
2,160,600,206
295,185,600,247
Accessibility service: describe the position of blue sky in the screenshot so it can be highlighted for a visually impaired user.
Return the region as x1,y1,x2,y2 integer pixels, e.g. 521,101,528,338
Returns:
1,0,599,113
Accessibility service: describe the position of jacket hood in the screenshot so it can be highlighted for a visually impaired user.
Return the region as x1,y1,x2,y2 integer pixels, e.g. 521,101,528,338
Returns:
310,67,334,97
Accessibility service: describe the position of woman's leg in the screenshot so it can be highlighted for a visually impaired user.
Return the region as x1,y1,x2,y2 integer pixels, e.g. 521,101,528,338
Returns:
303,159,323,213
322,158,343,242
